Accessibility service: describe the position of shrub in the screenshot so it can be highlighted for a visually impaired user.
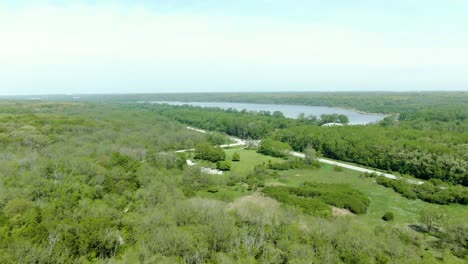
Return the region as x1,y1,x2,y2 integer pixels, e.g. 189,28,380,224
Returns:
382,212,394,221
232,152,240,161
262,182,370,217
376,176,468,205
268,158,320,171
262,186,331,217
216,161,231,171
333,166,344,172
257,139,292,158
295,182,370,214
207,186,219,193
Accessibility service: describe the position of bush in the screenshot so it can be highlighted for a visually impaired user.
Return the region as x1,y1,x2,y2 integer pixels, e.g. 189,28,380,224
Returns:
216,161,231,171
194,143,226,162
295,182,370,214
268,158,320,171
262,182,369,216
257,139,292,158
376,177,468,205
333,166,344,172
262,186,331,217
232,152,240,161
382,212,394,221
268,161,294,170
207,186,219,193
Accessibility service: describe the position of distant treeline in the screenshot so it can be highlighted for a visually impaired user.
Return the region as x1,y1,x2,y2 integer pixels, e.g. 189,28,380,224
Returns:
143,103,296,139
137,104,353,140
397,105,468,133
35,91,468,114
272,126,468,186
8,92,467,133
122,92,466,133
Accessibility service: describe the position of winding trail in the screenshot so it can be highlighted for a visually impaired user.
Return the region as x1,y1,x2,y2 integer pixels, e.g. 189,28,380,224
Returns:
182,126,424,185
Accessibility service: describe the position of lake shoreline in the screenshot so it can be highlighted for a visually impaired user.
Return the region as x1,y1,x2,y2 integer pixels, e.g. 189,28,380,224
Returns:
143,101,387,125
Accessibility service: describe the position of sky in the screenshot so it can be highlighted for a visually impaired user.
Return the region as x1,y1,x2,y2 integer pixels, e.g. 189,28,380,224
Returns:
1,0,468,95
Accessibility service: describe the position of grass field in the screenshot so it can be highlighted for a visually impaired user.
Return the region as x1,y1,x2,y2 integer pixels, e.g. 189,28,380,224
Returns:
200,149,467,227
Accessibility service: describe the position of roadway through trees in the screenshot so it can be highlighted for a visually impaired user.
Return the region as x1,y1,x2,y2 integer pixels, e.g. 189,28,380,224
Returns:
181,126,424,184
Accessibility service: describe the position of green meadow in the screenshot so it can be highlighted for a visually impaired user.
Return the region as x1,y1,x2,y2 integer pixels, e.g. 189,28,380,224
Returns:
201,149,468,226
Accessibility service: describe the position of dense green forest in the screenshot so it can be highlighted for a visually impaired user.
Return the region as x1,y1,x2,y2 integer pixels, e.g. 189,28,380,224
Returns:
397,105,468,133
0,100,467,263
271,126,468,186
9,92,466,133
140,91,467,114
135,103,468,186
139,92,467,133
136,104,351,140
144,104,296,139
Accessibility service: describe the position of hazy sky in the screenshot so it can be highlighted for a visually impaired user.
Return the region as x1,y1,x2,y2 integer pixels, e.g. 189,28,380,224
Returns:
1,0,468,95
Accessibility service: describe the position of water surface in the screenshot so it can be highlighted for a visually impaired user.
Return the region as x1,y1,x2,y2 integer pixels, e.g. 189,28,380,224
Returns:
151,101,387,125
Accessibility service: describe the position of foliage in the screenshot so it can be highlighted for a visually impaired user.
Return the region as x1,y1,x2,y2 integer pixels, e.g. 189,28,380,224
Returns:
78,91,468,115
319,113,350,125
262,182,370,215
303,145,318,164
232,152,240,161
216,161,231,171
273,125,468,185
0,101,466,263
257,139,292,158
333,166,344,172
262,185,332,217
398,104,468,133
0,102,217,262
194,143,226,162
376,177,468,205
419,208,446,233
382,212,394,221
267,158,320,171
139,103,297,139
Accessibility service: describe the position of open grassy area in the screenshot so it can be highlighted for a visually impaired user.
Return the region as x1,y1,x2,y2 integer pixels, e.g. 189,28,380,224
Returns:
272,164,467,225
200,149,467,227
225,148,284,174
196,148,284,201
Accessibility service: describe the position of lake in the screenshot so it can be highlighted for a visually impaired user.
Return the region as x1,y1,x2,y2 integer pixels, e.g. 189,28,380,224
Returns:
150,101,387,125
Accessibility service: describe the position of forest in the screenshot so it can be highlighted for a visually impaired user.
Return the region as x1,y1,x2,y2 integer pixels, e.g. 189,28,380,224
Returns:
27,91,468,114
0,96,467,263
136,103,468,187
271,125,467,186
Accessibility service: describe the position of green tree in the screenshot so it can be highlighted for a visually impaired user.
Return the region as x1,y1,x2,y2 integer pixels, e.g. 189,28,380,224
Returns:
303,146,317,164
194,143,226,162
176,152,188,169
337,114,349,124
419,208,446,233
